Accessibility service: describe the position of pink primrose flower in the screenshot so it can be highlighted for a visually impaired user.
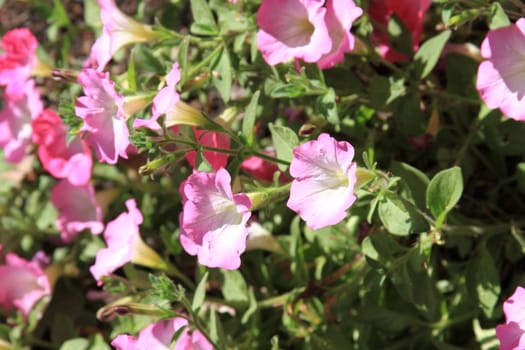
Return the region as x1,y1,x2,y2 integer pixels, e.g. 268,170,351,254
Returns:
90,199,165,284
0,252,51,316
0,28,38,94
368,0,431,62
497,286,525,350
75,68,130,164
86,0,161,70
286,133,357,230
185,128,230,171
476,18,525,122
179,168,251,269
112,317,213,350
51,179,104,242
133,62,181,130
0,79,43,163
317,0,362,69
32,109,92,186
256,0,331,65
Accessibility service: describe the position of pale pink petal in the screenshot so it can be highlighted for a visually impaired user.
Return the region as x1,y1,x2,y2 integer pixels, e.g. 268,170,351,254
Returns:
317,0,362,69
179,168,251,269
256,0,332,65
497,322,525,350
286,133,357,229
51,179,104,242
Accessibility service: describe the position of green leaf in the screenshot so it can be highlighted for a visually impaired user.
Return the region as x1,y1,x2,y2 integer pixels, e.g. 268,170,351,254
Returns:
378,195,428,236
467,244,501,317
369,76,406,107
318,88,339,125
127,49,137,93
242,90,260,146
210,45,232,101
413,30,451,79
387,14,413,56
177,37,190,84
269,124,298,171
192,271,209,311
268,82,307,98
426,166,463,227
190,0,218,35
489,2,510,30
391,161,429,208
221,270,249,309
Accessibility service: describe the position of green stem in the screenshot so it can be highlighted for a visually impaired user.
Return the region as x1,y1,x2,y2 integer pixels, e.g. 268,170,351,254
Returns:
442,220,525,237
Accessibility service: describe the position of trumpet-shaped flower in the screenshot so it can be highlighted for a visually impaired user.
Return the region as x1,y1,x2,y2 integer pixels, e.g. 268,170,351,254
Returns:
317,0,362,69
0,28,38,94
0,79,43,163
257,0,331,65
51,179,104,242
32,109,92,186
179,168,251,269
368,0,431,62
112,317,213,350
497,286,525,350
133,62,181,130
90,199,166,284
476,18,525,121
287,133,357,229
0,252,51,316
75,68,130,164
86,0,162,70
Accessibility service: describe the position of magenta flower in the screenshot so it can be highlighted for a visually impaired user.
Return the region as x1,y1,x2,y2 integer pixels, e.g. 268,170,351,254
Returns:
0,28,38,94
86,0,161,70
317,0,362,69
368,0,431,62
32,109,92,186
133,62,181,130
286,133,357,230
0,79,43,163
0,252,51,316
179,168,252,269
75,68,130,164
497,286,525,350
112,317,213,350
256,0,331,65
476,18,525,122
90,199,166,284
51,179,104,242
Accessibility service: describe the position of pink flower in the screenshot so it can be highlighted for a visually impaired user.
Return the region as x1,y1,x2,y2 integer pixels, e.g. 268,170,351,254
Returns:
51,179,104,242
497,286,525,350
0,28,38,94
32,109,92,186
476,18,525,122
179,168,251,269
75,68,130,164
0,79,43,163
241,152,290,183
86,0,161,70
257,0,331,65
185,128,230,171
90,199,166,284
317,0,362,69
112,317,213,350
133,62,181,130
0,252,51,316
286,133,357,230
368,0,431,62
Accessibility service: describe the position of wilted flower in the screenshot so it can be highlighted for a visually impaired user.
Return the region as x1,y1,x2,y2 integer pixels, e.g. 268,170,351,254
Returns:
112,317,213,350
287,133,357,229
0,252,51,316
0,79,43,163
368,0,431,62
51,179,104,242
86,0,162,70
90,199,167,284
496,286,525,350
476,18,525,122
32,109,92,186
75,68,130,164
179,168,251,269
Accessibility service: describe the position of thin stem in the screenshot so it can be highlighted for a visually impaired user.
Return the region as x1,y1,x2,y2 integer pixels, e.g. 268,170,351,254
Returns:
164,263,196,290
